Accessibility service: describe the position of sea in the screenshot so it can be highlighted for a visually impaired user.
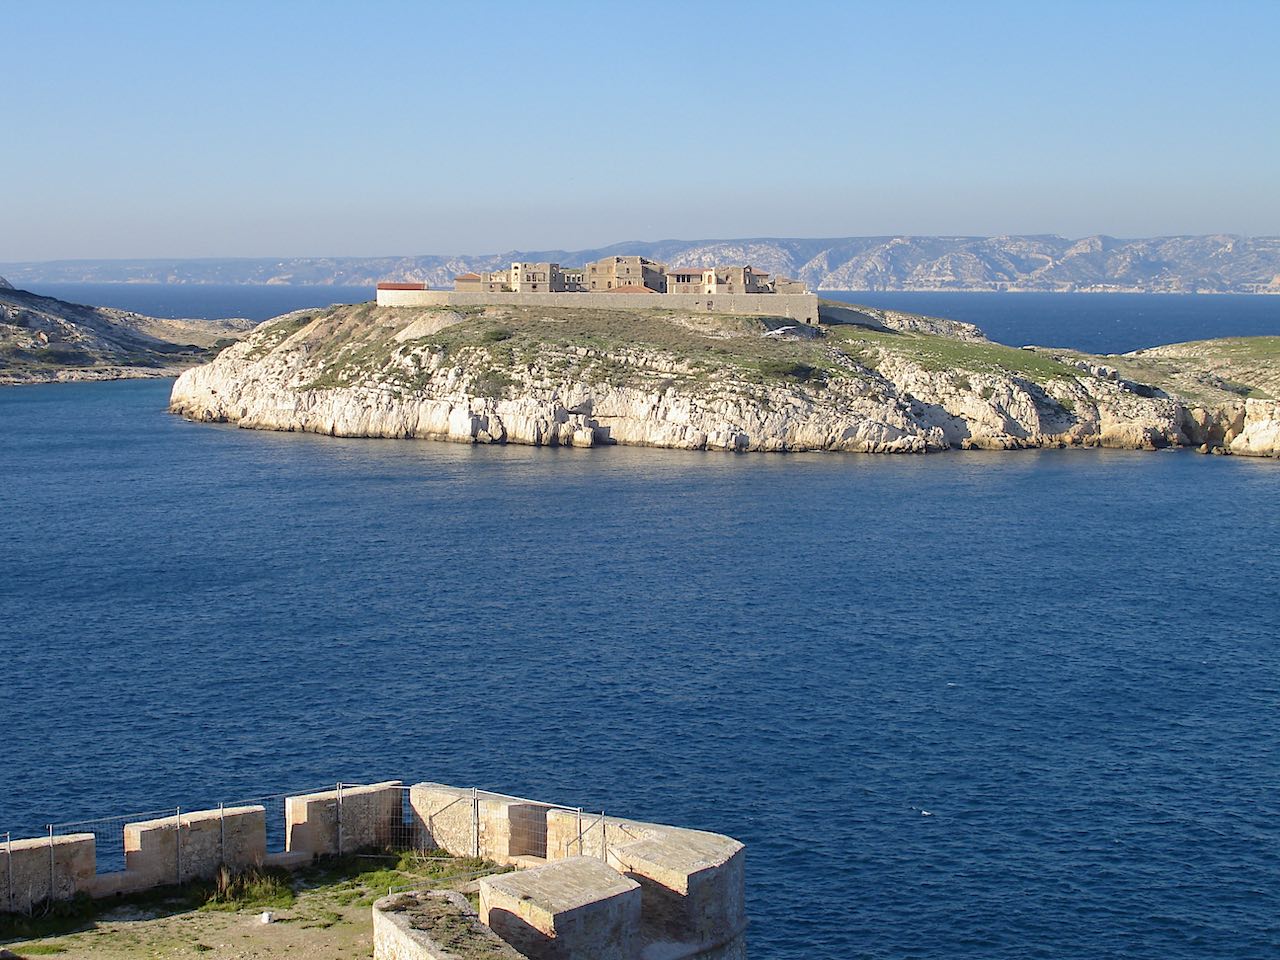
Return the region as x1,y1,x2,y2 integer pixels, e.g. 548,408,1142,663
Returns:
2,287,1279,958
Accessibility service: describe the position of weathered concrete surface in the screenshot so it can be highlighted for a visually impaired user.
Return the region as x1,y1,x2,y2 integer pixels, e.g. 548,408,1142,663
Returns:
409,784,475,858
0,833,95,914
480,857,641,960
410,784,555,863
121,805,266,887
546,811,650,862
373,890,529,960
286,781,403,857
607,834,745,957
546,811,747,959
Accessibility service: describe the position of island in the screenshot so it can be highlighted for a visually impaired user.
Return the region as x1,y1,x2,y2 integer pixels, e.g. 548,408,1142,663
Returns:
168,265,1280,458
0,279,254,384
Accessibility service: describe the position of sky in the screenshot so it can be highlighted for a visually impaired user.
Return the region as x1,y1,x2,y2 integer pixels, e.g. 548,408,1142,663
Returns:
2,0,1278,260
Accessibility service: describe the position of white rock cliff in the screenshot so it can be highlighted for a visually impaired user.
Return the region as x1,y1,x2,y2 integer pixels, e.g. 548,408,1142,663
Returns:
169,305,1280,458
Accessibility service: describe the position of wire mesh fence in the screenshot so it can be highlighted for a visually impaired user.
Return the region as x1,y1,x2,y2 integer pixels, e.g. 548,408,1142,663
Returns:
49,806,177,875
2,781,629,916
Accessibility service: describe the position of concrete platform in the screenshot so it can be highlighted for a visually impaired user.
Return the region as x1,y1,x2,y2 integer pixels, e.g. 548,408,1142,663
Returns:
480,857,641,960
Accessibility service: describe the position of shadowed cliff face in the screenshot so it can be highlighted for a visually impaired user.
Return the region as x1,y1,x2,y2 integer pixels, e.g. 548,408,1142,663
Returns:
0,285,256,384
168,300,1280,458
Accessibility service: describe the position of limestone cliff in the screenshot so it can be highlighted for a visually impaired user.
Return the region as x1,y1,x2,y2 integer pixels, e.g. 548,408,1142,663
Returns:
169,300,1280,458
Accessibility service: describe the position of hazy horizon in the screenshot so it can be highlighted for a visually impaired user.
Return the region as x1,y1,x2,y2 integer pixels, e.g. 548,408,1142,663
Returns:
5,0,1278,261
5,231,1280,269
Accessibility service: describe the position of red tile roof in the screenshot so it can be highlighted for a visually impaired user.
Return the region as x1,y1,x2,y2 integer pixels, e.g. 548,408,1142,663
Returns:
607,285,660,293
376,282,427,290
454,273,482,280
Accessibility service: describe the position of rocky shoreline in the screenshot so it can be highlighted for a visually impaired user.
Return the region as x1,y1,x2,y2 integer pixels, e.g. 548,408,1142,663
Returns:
169,301,1280,458
1,281,254,384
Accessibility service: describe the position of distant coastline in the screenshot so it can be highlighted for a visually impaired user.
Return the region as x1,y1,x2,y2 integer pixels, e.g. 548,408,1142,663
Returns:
4,234,1279,294
13,279,1280,295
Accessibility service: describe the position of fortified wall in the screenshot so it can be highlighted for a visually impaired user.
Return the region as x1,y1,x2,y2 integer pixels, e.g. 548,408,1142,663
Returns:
1,780,746,960
374,287,821,326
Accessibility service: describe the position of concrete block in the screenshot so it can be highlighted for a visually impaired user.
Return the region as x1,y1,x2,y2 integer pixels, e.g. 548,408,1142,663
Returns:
409,783,553,863
480,856,640,960
372,890,526,960
0,833,95,914
606,829,746,951
285,781,402,857
545,810,649,862
123,805,265,885
408,784,476,858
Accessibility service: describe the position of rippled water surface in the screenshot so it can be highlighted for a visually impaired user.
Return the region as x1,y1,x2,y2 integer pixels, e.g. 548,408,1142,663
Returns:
3,380,1278,958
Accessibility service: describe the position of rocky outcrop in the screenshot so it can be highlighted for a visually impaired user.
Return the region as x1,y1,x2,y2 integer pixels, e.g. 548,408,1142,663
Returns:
1,285,255,384
169,304,1280,458
0,276,14,290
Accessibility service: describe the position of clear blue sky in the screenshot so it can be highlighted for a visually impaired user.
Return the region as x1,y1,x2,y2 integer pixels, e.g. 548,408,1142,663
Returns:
3,0,1277,260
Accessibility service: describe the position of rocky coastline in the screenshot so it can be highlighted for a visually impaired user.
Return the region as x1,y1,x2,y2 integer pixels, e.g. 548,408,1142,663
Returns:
169,300,1280,458
0,281,254,384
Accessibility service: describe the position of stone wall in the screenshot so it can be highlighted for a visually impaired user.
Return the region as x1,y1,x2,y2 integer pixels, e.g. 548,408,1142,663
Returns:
545,809,747,959
372,890,526,960
4,779,748,960
285,781,403,857
373,289,820,325
123,805,266,887
409,783,556,863
480,857,641,960
0,833,95,914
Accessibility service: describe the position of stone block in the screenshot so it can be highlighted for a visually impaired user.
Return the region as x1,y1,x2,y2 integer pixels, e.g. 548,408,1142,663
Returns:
0,833,95,914
606,829,746,951
123,805,265,885
408,784,476,858
409,783,553,863
372,890,526,960
479,856,640,960
545,810,648,862
285,781,403,857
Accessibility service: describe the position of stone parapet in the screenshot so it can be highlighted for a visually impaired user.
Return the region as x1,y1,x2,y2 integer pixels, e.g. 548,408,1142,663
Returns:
545,810,747,958
409,783,557,864
285,781,403,857
606,832,745,955
123,805,266,886
0,833,95,914
3,779,748,960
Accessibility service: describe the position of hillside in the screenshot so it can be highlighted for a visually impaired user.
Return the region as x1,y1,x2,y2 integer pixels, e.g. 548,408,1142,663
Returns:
169,299,1280,458
0,282,256,384
6,235,1280,293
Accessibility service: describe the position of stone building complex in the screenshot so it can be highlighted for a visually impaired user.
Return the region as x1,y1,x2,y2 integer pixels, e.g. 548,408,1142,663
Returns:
378,254,819,324
451,256,806,296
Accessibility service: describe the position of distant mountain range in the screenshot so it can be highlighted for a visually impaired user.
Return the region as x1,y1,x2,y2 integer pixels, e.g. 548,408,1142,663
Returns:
4,235,1280,294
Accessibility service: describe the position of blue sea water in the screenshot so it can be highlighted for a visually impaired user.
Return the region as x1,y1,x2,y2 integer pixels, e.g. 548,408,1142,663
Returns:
21,283,1280,354
25,282,371,324
2,378,1278,959
821,290,1280,354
